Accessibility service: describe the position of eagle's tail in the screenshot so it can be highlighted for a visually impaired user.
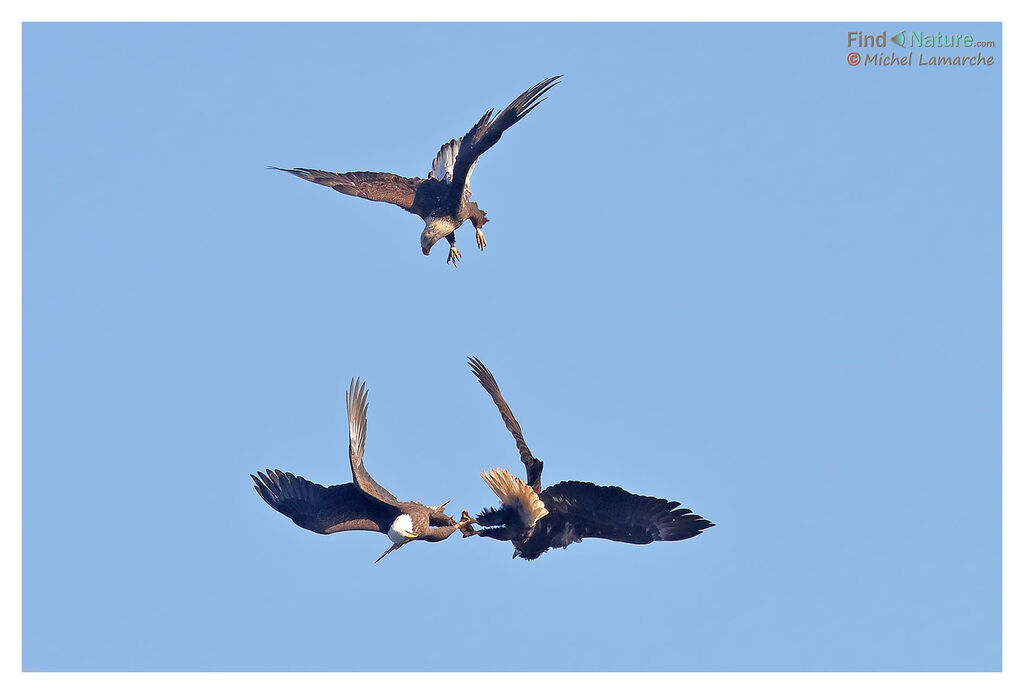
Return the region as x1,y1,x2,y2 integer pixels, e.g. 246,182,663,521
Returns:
480,468,548,528
431,497,453,514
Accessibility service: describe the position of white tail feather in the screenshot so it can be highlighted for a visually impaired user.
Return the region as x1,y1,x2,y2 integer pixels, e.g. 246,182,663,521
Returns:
431,139,460,182
432,497,454,513
480,468,548,528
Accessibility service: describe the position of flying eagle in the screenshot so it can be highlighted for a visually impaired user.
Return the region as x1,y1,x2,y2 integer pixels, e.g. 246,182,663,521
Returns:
270,75,561,266
252,378,461,562
461,357,714,560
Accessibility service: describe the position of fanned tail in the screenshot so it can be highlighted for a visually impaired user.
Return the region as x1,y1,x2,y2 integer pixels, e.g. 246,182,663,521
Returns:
480,468,548,528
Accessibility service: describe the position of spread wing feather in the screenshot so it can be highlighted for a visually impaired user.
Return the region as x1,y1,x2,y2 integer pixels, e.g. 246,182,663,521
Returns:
448,76,561,204
346,378,402,507
252,469,395,535
469,357,544,492
269,167,423,212
537,480,714,549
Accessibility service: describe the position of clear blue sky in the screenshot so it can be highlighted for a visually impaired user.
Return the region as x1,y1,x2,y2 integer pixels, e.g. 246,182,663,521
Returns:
23,23,1001,671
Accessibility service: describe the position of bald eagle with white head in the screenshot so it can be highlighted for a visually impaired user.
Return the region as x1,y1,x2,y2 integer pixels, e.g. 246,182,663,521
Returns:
252,378,461,562
461,358,714,560
270,75,561,266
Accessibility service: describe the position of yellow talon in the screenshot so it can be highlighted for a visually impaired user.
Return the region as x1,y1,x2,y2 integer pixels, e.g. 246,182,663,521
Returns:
476,229,487,251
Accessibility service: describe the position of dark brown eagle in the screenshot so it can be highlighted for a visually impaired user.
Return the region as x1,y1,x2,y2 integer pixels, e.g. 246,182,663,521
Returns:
252,379,461,562
461,358,714,560
269,75,561,266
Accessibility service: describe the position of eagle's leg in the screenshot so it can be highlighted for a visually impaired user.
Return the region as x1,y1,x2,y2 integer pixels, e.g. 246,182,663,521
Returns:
445,232,461,267
456,509,478,537
467,206,489,251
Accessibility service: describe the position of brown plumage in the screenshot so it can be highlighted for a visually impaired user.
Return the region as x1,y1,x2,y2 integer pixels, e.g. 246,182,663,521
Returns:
252,378,458,562
464,357,714,560
269,75,561,267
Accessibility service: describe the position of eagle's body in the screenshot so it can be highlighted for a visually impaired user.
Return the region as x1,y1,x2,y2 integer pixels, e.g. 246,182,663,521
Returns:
252,379,459,562
463,358,714,560
270,76,560,266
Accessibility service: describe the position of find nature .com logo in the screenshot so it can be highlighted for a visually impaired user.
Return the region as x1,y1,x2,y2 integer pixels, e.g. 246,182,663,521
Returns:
845,29,996,68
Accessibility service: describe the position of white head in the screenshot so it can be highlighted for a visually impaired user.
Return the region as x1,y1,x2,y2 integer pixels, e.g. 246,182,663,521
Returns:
420,217,457,256
376,514,417,563
387,513,417,544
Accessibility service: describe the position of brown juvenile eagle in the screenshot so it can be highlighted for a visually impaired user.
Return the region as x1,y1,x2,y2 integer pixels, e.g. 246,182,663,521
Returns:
269,75,561,266
461,357,714,560
252,378,461,562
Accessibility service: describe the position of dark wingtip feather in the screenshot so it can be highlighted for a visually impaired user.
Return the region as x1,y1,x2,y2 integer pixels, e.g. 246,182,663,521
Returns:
467,355,496,389
657,510,715,541
467,356,507,403
504,76,561,122
252,470,278,506
268,166,317,182
518,97,548,120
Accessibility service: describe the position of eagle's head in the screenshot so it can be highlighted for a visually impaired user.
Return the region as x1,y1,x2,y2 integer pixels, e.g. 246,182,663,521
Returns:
387,513,417,543
420,217,457,255
376,513,418,563
511,541,546,561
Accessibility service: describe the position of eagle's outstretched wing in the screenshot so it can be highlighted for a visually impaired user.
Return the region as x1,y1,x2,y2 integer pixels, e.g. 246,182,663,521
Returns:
448,76,561,204
269,168,424,213
468,357,544,493
252,469,395,535
346,378,402,507
535,480,713,550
